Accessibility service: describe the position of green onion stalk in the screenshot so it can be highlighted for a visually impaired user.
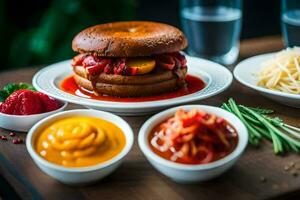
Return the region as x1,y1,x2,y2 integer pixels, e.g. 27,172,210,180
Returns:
221,98,300,154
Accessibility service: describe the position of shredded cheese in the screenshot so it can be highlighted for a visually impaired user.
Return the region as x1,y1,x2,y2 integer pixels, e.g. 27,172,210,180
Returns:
257,47,300,95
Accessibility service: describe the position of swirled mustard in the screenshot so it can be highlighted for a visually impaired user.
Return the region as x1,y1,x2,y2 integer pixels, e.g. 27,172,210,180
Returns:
35,116,126,167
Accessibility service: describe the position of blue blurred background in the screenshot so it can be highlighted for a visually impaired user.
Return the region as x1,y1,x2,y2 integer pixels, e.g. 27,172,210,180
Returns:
0,0,280,71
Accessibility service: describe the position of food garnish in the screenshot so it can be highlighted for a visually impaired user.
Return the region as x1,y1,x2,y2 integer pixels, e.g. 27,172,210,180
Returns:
0,83,35,102
72,52,187,76
222,98,300,154
0,86,61,115
125,58,156,75
149,109,238,164
155,52,187,71
257,47,300,95
35,116,125,167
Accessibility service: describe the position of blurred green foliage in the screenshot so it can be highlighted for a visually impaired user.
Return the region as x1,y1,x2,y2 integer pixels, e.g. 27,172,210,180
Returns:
0,0,136,70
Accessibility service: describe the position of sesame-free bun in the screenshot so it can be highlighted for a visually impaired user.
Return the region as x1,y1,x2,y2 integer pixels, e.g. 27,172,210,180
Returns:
72,21,188,57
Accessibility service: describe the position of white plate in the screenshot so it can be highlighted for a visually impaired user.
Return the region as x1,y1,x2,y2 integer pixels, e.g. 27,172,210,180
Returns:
33,56,232,115
234,53,300,108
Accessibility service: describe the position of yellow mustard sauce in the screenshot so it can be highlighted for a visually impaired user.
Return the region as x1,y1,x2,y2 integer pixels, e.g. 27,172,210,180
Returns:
35,116,126,167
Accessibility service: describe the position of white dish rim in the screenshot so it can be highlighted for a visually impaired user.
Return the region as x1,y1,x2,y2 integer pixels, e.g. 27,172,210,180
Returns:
234,53,300,100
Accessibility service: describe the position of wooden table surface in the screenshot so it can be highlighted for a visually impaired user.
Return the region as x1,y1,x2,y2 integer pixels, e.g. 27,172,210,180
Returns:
0,36,300,200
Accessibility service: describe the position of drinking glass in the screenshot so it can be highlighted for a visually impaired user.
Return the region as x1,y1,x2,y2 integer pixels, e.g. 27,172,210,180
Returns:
281,0,300,47
180,0,242,65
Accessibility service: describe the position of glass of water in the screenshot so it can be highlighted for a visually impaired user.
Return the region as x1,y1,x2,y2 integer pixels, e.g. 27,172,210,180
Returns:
281,0,300,47
180,0,242,65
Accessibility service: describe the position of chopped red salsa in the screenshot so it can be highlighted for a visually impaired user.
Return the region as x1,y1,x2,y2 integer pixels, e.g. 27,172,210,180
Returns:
148,109,238,164
71,52,187,76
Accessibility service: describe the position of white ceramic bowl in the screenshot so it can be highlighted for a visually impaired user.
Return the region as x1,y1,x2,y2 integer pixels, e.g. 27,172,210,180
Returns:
0,101,67,132
234,53,300,108
138,105,248,183
26,109,134,185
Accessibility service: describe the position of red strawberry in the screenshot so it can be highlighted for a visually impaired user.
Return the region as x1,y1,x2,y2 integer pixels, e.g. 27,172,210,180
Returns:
18,90,43,115
0,95,18,114
36,92,61,112
0,90,61,115
0,90,43,115
12,93,22,115
0,90,24,114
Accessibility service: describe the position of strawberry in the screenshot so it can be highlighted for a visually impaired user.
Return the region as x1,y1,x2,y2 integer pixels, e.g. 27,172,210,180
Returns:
0,95,17,114
0,90,24,114
36,92,61,112
18,90,43,115
0,90,61,115
0,90,43,115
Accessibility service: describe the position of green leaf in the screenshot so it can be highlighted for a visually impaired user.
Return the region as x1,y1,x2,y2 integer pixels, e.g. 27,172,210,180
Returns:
0,83,36,102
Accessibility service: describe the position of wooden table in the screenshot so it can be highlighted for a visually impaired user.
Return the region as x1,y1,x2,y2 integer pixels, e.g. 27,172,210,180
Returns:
1,36,300,200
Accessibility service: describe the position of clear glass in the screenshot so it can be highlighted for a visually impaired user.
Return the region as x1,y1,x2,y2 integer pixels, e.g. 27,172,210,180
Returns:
281,0,300,47
179,0,242,65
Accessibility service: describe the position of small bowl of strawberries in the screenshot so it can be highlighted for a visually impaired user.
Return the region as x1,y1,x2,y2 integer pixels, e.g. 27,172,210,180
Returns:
0,83,67,132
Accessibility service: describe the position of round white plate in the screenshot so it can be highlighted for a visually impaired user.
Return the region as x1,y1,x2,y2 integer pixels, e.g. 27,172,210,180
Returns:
234,53,300,108
33,56,232,115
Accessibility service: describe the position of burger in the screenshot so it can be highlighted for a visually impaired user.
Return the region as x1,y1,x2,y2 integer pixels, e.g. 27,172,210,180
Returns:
71,21,188,97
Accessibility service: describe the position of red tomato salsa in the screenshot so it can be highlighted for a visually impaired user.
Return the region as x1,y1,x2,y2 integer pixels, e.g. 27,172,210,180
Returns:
60,75,205,102
148,109,238,164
